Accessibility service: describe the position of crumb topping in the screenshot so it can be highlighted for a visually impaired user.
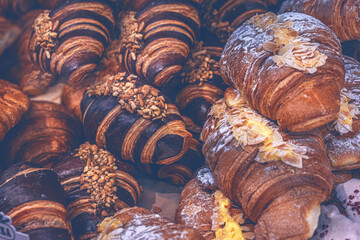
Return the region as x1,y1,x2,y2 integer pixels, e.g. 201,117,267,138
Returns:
78,142,118,211
249,12,327,74
86,72,167,120
119,11,144,61
181,42,221,86
33,10,59,58
333,88,360,135
210,87,308,168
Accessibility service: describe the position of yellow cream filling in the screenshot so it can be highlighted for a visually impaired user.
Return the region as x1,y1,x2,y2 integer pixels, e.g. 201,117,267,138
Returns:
214,191,244,240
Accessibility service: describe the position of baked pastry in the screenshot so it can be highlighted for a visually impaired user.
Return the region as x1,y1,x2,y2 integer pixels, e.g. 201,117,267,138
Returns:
310,205,360,240
119,1,200,89
28,0,115,85
0,162,73,239
9,10,56,96
81,72,203,185
322,56,360,170
200,0,267,43
279,0,360,42
176,167,255,239
220,12,344,132
37,0,62,9
0,101,83,168
0,16,20,56
54,142,142,240
174,42,228,126
201,87,333,239
0,79,30,142
97,207,205,239
0,0,37,18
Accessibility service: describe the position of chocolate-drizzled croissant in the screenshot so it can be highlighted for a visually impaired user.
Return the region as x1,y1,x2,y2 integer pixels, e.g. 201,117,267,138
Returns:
174,42,228,126
221,12,344,132
0,79,30,142
0,0,37,18
97,207,205,239
200,0,267,43
54,142,142,240
201,87,333,239
29,0,115,84
279,0,360,42
322,56,360,170
120,1,200,88
176,167,255,240
0,162,73,239
81,72,203,184
0,101,83,168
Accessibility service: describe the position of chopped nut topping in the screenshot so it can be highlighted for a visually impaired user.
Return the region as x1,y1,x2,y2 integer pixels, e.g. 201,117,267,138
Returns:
86,72,167,120
181,42,221,86
119,11,144,61
333,88,360,134
33,10,59,59
203,4,234,42
210,87,308,168
77,142,118,211
249,12,327,74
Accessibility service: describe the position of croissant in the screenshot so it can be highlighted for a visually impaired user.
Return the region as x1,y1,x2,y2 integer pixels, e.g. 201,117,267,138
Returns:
0,162,73,239
37,0,62,9
0,0,37,18
199,0,267,43
0,79,30,142
221,12,344,132
81,72,203,185
120,1,200,88
53,142,142,240
171,42,228,127
279,0,360,42
201,87,333,239
176,167,255,240
97,207,205,239
0,16,20,56
0,101,83,168
28,0,115,85
321,56,360,170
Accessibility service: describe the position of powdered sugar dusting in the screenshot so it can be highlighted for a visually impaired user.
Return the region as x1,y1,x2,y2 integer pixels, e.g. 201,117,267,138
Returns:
344,56,360,108
326,132,360,154
196,167,216,188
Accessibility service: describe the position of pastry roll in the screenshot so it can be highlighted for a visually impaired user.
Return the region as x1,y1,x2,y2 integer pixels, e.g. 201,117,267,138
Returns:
54,142,142,240
0,0,37,18
176,167,255,240
201,87,333,239
97,207,205,239
279,0,360,42
120,1,200,88
220,12,344,132
81,72,203,185
0,101,83,168
29,0,115,85
323,56,360,170
0,162,73,239
0,79,30,142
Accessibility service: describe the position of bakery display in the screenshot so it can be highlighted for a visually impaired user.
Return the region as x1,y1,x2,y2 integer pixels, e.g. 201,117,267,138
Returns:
0,79,30,142
279,0,360,42
0,1,360,239
97,207,205,240
221,12,344,132
0,101,83,168
0,162,73,239
201,87,333,239
54,142,142,240
176,167,255,239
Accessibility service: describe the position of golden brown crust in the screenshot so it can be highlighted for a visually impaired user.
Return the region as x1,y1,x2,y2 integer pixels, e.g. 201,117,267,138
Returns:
201,90,333,239
279,0,360,42
220,12,344,132
97,207,205,240
0,79,30,142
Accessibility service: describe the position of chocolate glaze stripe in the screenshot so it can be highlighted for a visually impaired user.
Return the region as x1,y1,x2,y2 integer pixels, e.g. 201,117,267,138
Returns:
58,26,108,45
116,171,142,203
71,212,98,239
67,197,96,221
6,200,68,232
144,30,194,50
220,1,267,25
25,227,73,240
136,0,198,17
96,105,124,149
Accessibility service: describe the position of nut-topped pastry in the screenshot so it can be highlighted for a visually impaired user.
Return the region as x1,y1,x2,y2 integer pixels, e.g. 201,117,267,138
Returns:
221,12,344,132
54,142,142,240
